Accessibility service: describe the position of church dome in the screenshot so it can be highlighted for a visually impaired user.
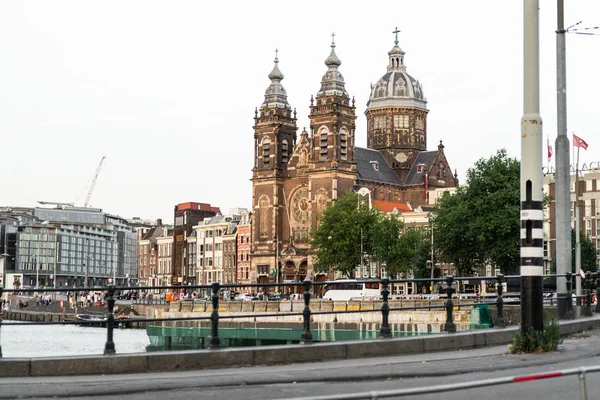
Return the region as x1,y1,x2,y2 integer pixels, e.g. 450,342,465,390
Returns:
366,40,427,110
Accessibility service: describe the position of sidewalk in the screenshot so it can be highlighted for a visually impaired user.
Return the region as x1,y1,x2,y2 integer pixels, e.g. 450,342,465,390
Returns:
2,329,600,399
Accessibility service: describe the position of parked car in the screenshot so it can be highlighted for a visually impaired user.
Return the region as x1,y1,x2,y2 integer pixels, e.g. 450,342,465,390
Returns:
267,293,282,301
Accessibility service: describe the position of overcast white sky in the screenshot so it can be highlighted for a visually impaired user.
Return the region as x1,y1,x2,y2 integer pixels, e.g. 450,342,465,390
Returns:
1,1,599,224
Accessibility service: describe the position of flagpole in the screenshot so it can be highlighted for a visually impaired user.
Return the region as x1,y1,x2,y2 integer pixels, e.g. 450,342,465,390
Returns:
575,141,582,317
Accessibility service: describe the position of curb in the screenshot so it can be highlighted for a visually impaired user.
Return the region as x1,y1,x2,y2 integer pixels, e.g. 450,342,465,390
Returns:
1,316,599,378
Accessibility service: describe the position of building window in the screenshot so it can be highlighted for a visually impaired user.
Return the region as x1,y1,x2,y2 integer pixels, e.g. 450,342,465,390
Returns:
374,116,388,130
282,139,289,164
320,129,328,160
262,140,271,167
340,130,347,160
394,115,409,129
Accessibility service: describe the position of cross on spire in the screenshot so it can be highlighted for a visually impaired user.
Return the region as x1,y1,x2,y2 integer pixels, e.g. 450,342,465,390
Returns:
275,47,279,61
331,31,336,46
393,26,401,45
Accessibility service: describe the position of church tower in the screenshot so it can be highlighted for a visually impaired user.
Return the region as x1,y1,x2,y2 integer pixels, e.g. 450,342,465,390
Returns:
251,53,297,284
365,29,428,182
308,34,357,202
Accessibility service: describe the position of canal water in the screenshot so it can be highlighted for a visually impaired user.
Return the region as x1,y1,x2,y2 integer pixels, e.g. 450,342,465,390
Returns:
1,323,149,358
1,323,427,357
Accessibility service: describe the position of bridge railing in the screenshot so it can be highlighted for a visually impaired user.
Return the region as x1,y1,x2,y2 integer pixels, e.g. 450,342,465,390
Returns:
0,272,597,357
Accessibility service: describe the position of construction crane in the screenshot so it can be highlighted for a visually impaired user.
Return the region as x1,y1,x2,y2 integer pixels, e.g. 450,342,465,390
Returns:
84,156,106,208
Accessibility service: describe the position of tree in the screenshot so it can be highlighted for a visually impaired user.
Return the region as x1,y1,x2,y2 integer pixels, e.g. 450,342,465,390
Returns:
310,192,381,277
571,229,598,273
370,212,406,275
434,149,521,275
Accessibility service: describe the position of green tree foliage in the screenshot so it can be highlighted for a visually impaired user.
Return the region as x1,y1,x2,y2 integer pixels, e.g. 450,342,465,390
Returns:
310,192,381,277
571,229,598,273
434,149,521,275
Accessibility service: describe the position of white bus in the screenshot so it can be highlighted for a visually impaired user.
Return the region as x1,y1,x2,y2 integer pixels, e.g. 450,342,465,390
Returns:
321,279,381,301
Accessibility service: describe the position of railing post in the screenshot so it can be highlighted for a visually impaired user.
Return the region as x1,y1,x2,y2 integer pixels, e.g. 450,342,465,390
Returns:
566,271,572,297
300,280,313,344
585,272,592,316
380,278,391,338
495,274,505,328
0,286,3,358
104,284,116,354
443,276,456,333
596,276,600,314
210,282,220,348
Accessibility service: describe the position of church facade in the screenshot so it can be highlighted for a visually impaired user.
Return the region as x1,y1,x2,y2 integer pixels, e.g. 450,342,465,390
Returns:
250,33,458,287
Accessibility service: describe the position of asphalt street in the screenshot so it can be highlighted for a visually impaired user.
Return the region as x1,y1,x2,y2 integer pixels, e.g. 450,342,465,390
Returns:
3,329,600,399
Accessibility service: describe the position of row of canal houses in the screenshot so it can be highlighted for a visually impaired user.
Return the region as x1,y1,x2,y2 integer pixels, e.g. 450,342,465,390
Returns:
136,200,438,296
137,202,252,294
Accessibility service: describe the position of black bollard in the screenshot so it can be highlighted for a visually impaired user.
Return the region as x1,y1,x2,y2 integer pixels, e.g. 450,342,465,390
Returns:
444,276,456,333
104,284,116,354
585,272,593,316
210,282,221,349
495,274,505,328
300,280,313,344
596,277,600,314
380,278,391,338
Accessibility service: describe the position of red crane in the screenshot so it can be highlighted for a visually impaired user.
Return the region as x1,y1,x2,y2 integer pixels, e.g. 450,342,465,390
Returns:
84,156,106,207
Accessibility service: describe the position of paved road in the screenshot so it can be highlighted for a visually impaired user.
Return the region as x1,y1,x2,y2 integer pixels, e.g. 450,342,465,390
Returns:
3,330,600,399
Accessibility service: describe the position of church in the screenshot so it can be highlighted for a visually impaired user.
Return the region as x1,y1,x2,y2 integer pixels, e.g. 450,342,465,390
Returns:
250,32,458,286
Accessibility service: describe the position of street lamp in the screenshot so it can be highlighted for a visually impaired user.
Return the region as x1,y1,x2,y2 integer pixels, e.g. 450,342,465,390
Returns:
273,237,279,293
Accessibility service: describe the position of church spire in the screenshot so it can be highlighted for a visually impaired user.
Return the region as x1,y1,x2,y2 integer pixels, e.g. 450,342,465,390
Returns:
317,33,348,97
262,49,290,109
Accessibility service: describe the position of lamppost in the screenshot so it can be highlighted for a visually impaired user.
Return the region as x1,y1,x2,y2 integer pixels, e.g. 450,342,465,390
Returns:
273,237,279,293
35,233,40,295
84,238,89,288
429,213,435,294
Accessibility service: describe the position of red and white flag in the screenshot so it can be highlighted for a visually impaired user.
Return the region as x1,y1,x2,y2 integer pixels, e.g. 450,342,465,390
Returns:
573,133,588,150
547,136,553,159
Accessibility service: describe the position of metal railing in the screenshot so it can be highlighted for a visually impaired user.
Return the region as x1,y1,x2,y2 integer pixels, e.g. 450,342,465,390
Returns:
0,272,598,358
290,364,600,400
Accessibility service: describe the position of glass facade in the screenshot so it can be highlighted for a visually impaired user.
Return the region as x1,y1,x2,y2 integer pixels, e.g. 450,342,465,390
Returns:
10,207,139,288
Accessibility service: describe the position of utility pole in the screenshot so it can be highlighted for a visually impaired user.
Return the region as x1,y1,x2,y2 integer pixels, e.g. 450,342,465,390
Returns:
575,143,582,317
520,0,544,334
555,0,573,319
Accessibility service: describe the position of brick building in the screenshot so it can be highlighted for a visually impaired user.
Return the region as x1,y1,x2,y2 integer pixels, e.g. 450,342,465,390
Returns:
251,33,458,285
172,202,220,285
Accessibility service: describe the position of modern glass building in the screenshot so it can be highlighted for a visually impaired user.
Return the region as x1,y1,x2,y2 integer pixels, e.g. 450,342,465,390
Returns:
2,206,138,289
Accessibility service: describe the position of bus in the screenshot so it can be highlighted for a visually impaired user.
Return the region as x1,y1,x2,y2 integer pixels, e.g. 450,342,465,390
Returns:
321,279,381,301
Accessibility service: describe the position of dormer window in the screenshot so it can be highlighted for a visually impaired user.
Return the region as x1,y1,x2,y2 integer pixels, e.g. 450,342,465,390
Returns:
370,161,379,171
417,164,423,173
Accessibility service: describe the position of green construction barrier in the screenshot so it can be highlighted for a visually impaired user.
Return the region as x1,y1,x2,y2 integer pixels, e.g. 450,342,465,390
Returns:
470,304,493,329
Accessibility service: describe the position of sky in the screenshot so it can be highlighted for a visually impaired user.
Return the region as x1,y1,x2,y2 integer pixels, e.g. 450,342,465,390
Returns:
1,1,599,224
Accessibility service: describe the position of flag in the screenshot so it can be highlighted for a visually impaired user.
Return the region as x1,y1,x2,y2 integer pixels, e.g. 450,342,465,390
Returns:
547,137,553,159
573,133,588,150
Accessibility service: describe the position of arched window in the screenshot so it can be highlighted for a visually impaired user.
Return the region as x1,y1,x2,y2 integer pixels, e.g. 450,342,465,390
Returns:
281,139,289,164
262,138,271,167
340,128,348,160
319,128,329,160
